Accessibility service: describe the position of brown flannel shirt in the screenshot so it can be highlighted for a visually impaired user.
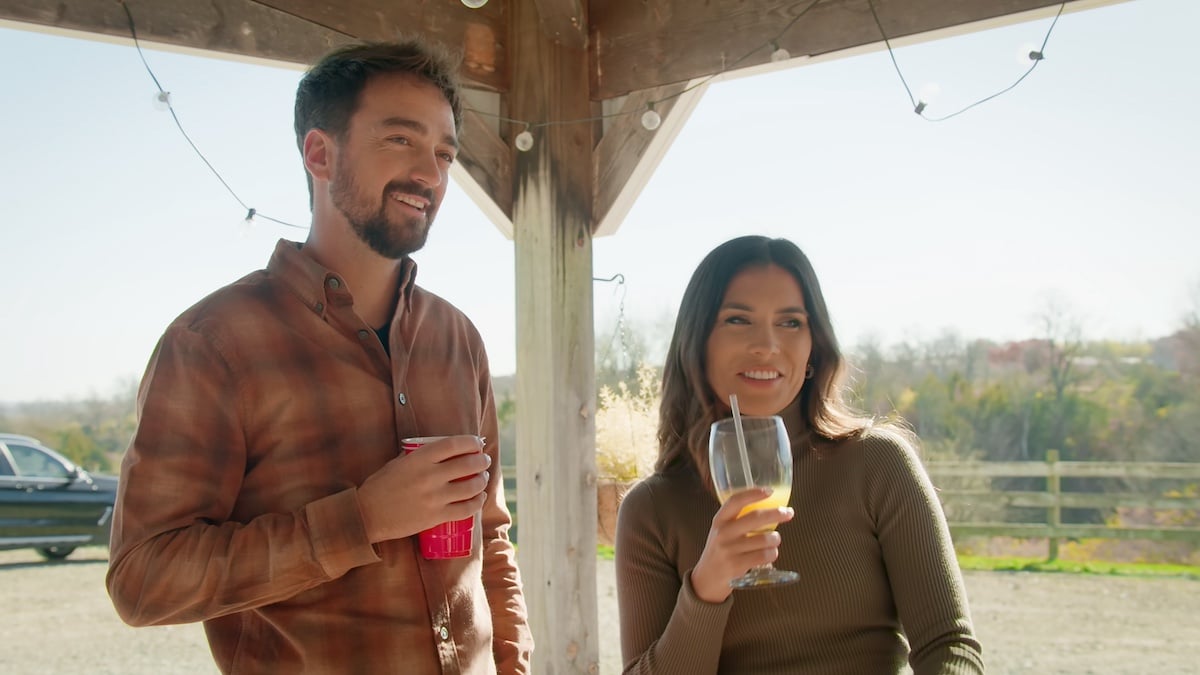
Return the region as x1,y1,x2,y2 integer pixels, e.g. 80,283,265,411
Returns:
106,239,532,674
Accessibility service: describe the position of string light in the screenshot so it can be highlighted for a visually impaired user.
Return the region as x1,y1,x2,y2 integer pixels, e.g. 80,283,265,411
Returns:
120,1,303,230
152,90,172,111
640,106,661,131
867,0,1066,122
123,0,1074,218
480,0,825,150
915,82,941,114
239,208,256,238
1016,42,1041,66
514,129,535,152
476,0,1064,139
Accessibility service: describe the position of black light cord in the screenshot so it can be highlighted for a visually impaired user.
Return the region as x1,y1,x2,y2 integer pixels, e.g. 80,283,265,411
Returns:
121,0,1067,200
868,0,1066,122
120,1,305,230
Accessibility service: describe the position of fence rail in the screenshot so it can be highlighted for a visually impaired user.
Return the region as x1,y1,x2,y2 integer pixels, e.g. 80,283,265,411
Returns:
927,451,1200,558
501,456,1200,557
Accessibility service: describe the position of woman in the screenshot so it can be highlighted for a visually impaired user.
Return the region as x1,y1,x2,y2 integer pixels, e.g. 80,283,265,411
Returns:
615,236,984,674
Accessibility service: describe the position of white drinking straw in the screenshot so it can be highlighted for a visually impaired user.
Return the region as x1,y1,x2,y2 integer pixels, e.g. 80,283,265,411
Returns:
729,395,754,487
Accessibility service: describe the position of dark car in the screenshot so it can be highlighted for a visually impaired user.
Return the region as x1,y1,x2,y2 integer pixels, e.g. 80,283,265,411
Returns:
0,433,118,560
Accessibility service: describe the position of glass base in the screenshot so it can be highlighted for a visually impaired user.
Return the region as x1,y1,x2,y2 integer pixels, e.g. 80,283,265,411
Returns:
729,565,799,589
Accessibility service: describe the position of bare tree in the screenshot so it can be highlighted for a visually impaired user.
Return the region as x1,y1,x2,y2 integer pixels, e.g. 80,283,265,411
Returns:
1032,294,1086,402
1027,294,1088,459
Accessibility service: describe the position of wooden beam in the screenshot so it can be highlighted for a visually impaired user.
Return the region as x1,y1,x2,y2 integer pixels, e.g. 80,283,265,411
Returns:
254,0,510,91
0,0,510,89
533,0,586,48
0,0,349,66
457,108,514,223
593,81,706,236
588,0,1131,99
510,0,599,672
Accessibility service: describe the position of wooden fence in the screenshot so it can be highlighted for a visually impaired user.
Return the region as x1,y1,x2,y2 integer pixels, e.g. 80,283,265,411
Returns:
927,451,1200,559
503,455,1200,558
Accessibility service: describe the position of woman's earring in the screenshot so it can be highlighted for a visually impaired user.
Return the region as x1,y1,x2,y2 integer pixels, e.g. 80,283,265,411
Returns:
804,363,814,379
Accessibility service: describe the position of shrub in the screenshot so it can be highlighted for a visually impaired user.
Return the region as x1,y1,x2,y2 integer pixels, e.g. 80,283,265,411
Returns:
595,363,660,482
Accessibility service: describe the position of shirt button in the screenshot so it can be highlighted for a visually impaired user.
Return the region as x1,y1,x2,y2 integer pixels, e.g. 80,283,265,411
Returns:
438,625,450,641
357,329,370,340
397,393,408,405
314,302,324,313
327,278,341,290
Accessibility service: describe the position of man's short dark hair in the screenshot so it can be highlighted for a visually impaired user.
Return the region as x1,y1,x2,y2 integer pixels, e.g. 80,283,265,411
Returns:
294,39,464,205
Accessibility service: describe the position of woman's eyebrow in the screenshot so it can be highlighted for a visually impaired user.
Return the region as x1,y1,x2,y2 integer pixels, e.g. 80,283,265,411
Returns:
719,302,807,315
719,301,754,311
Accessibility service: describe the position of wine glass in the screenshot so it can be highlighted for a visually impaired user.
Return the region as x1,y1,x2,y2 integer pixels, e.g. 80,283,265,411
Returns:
709,414,799,588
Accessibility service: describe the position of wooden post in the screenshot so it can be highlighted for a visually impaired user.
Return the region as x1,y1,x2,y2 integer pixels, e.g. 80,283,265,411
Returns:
509,2,599,672
1046,449,1061,561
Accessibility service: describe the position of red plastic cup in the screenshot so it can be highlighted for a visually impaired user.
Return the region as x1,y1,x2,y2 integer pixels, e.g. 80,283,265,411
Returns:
400,436,478,559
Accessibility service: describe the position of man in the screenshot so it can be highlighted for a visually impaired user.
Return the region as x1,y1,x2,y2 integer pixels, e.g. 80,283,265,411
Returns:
106,40,533,674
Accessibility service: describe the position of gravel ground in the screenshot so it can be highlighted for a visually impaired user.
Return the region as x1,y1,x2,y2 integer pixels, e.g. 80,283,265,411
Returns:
2,547,1197,674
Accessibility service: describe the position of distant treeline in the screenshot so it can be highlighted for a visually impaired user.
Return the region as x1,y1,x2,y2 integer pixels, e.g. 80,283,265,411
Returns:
847,328,1200,464
590,312,1200,467
0,383,138,473
5,323,1198,473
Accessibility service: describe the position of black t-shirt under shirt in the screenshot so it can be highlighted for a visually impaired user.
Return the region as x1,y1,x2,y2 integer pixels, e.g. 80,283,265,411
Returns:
374,325,390,356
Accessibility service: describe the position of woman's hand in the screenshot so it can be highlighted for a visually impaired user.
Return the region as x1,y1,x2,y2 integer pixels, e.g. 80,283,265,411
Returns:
689,487,794,604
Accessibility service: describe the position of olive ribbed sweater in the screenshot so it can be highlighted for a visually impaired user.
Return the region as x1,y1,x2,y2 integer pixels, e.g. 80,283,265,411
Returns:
614,429,985,674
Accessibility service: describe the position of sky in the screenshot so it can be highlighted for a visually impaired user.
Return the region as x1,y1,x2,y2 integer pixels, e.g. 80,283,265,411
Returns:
2,0,1198,404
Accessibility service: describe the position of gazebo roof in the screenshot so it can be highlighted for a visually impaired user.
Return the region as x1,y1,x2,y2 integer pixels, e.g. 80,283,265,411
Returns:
1,0,1125,237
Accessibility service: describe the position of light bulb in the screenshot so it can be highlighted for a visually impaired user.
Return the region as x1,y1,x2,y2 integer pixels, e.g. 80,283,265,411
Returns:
641,109,661,131
514,130,534,152
917,82,941,105
238,209,255,238
915,82,940,115
462,0,488,8
1016,42,1043,66
152,90,172,111
770,46,790,63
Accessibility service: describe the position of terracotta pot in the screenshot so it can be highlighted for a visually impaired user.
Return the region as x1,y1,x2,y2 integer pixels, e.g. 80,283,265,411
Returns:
597,480,636,547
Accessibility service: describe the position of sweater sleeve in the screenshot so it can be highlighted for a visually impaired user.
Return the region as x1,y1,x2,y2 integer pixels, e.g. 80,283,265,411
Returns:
615,479,731,675
863,432,986,675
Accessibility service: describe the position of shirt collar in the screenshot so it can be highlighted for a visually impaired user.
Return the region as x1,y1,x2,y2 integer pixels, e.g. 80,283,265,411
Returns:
267,239,418,316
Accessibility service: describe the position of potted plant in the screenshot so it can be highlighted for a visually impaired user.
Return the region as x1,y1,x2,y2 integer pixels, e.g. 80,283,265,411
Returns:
594,363,660,546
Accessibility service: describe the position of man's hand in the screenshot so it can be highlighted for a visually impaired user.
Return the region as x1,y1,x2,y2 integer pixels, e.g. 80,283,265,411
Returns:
357,435,491,544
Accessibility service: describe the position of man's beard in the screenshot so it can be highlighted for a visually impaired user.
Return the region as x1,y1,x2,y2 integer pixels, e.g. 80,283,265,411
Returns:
330,158,437,259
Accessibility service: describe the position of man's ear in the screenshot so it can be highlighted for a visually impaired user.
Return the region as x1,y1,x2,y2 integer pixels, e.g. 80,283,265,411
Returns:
303,128,334,183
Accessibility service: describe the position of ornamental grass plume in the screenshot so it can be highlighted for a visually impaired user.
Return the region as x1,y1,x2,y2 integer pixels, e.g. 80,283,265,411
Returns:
595,362,660,482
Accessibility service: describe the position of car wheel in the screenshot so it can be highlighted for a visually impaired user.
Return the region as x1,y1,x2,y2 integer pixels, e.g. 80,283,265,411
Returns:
36,546,76,560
